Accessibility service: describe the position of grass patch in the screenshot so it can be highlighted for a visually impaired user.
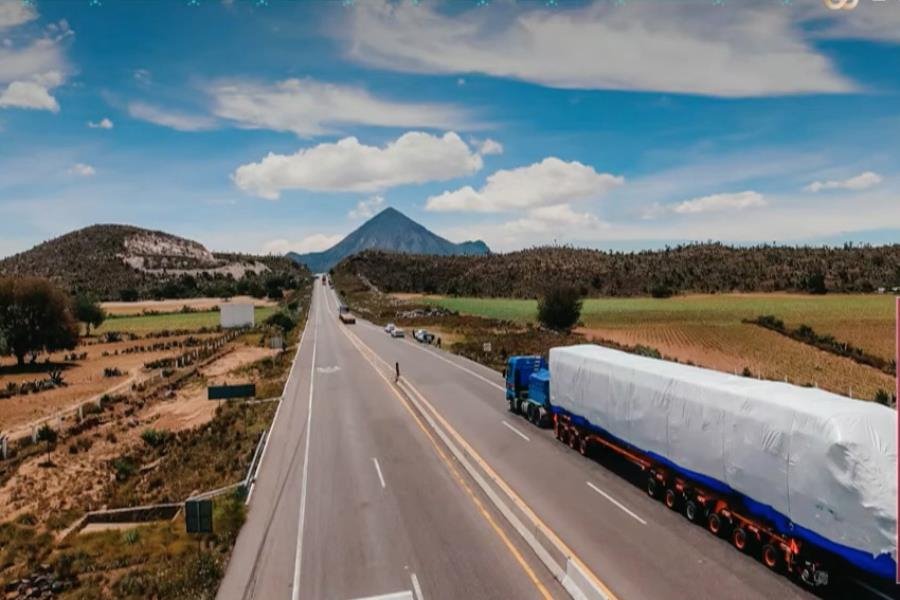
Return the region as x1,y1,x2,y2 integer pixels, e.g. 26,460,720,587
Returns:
96,307,277,334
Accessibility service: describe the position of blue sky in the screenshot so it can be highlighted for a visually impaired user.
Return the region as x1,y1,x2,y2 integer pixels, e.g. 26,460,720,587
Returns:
1,0,899,256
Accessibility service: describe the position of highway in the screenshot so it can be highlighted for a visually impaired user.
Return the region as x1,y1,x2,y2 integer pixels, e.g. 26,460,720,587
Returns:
218,279,563,600
219,277,896,600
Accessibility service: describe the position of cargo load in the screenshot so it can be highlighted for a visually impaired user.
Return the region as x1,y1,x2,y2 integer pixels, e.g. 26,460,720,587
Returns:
549,344,897,579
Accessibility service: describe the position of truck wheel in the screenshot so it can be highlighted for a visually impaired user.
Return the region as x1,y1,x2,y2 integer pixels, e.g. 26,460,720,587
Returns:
646,477,660,499
578,436,590,456
732,527,749,553
707,512,726,537
567,432,579,450
508,398,517,413
761,544,782,571
558,428,568,445
664,489,679,510
554,421,563,440
684,500,700,522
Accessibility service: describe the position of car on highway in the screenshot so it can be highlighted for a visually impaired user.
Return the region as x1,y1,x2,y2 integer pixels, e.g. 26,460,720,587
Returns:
390,327,406,338
385,323,396,334
414,329,435,344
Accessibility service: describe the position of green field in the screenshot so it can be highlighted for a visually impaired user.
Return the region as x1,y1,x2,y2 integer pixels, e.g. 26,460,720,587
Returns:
419,293,896,399
96,306,278,334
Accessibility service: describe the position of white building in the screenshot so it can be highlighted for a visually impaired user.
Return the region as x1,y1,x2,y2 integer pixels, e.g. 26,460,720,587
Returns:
220,303,254,328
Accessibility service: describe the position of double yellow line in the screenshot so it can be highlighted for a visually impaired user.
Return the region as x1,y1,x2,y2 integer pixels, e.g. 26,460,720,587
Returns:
335,316,619,600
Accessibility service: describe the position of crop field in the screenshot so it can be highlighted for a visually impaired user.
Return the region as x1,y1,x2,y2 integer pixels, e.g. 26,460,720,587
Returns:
96,306,277,334
416,293,896,400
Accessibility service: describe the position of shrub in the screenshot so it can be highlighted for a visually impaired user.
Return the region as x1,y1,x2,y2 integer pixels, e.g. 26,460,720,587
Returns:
537,285,583,331
140,428,171,449
112,456,136,481
650,283,674,299
874,389,895,407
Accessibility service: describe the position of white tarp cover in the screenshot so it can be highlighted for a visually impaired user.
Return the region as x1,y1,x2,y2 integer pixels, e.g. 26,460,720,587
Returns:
549,344,897,562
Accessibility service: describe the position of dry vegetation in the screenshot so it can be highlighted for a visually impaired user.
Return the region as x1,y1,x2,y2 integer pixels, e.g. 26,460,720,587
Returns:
0,277,312,598
338,243,900,297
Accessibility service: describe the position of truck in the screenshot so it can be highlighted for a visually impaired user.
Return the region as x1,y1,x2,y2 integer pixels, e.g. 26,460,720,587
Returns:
338,304,356,324
506,344,897,589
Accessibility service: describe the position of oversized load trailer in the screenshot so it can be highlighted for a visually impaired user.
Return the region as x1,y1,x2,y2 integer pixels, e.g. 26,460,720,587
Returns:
506,344,897,586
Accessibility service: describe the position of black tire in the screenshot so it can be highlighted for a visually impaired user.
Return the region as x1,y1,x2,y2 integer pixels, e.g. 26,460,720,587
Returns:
732,527,749,553
762,544,782,571
578,436,590,456
684,500,700,523
664,489,679,511
508,398,517,413
707,512,726,537
559,428,568,445
646,477,660,499
567,431,579,450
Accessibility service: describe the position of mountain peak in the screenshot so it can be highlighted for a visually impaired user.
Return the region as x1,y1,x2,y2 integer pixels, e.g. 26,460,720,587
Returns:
287,207,490,272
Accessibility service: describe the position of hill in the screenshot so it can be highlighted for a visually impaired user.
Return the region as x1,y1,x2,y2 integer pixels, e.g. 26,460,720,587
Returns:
334,244,900,298
0,224,308,300
288,207,489,273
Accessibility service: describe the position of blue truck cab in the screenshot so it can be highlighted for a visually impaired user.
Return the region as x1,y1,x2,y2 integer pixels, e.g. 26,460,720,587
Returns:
505,355,551,427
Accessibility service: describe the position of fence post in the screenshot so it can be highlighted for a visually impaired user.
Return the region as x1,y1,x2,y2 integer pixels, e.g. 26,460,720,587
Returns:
31,427,38,444
78,405,84,422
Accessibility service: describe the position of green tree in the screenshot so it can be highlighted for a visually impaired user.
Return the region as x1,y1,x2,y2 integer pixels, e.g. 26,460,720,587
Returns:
36,423,58,463
0,277,79,366
265,311,296,334
537,285,583,331
74,295,106,335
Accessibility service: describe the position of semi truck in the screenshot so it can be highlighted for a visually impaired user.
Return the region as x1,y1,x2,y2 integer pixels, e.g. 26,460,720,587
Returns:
506,345,897,589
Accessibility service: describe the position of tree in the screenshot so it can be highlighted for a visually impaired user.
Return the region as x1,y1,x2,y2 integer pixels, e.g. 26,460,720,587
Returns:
0,277,80,366
74,295,106,335
537,285,583,331
36,423,58,464
265,311,296,334
804,272,827,295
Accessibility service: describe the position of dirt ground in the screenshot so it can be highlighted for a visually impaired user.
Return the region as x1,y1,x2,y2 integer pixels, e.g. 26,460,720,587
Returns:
0,342,280,529
143,346,278,432
0,334,218,433
101,296,275,316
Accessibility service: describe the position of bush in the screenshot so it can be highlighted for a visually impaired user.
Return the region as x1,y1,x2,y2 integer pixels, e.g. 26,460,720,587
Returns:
112,456,136,481
265,311,296,334
537,285,583,331
650,283,674,299
140,428,171,449
874,389,895,407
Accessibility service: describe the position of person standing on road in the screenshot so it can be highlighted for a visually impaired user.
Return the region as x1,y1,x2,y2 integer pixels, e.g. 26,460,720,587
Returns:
395,361,400,383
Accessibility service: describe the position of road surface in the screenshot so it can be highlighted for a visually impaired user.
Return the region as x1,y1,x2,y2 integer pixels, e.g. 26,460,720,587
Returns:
218,279,563,600
219,278,897,600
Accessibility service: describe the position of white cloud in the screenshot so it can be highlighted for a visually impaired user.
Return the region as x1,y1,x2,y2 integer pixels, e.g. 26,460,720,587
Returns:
477,138,503,156
672,191,767,215
342,1,854,98
87,117,113,129
128,101,216,131
0,78,58,111
0,5,69,113
0,0,36,30
805,171,882,193
349,195,385,219
233,131,483,200
210,77,472,137
68,163,96,177
426,157,622,213
263,234,343,255
133,68,151,84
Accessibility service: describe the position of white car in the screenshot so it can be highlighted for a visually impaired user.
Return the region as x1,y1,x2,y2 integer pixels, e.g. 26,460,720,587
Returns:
390,327,405,338
385,323,396,334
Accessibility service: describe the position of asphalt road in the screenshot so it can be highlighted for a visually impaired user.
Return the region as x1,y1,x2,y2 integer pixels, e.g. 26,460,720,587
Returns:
321,286,898,600
218,279,896,600
218,280,564,600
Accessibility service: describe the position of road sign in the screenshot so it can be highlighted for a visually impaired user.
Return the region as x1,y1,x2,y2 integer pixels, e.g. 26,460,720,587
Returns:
185,499,213,534
483,342,492,353
208,383,256,400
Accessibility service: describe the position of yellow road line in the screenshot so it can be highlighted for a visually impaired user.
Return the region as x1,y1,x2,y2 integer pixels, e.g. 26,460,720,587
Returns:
335,320,553,600
340,321,620,600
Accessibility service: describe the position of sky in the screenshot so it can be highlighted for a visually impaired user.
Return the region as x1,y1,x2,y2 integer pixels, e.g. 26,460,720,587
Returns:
1,0,899,256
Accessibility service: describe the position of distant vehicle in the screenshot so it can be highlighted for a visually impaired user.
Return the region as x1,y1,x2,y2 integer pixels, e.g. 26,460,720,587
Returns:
384,323,396,334
321,275,327,284
390,328,405,338
413,329,435,344
338,304,355,324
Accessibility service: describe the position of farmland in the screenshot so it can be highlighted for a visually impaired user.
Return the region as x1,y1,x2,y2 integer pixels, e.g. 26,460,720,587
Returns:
96,306,278,334
411,293,896,400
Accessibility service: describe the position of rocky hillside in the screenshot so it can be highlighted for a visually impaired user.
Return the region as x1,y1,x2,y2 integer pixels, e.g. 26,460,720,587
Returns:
0,225,308,300
288,207,489,273
335,243,900,298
